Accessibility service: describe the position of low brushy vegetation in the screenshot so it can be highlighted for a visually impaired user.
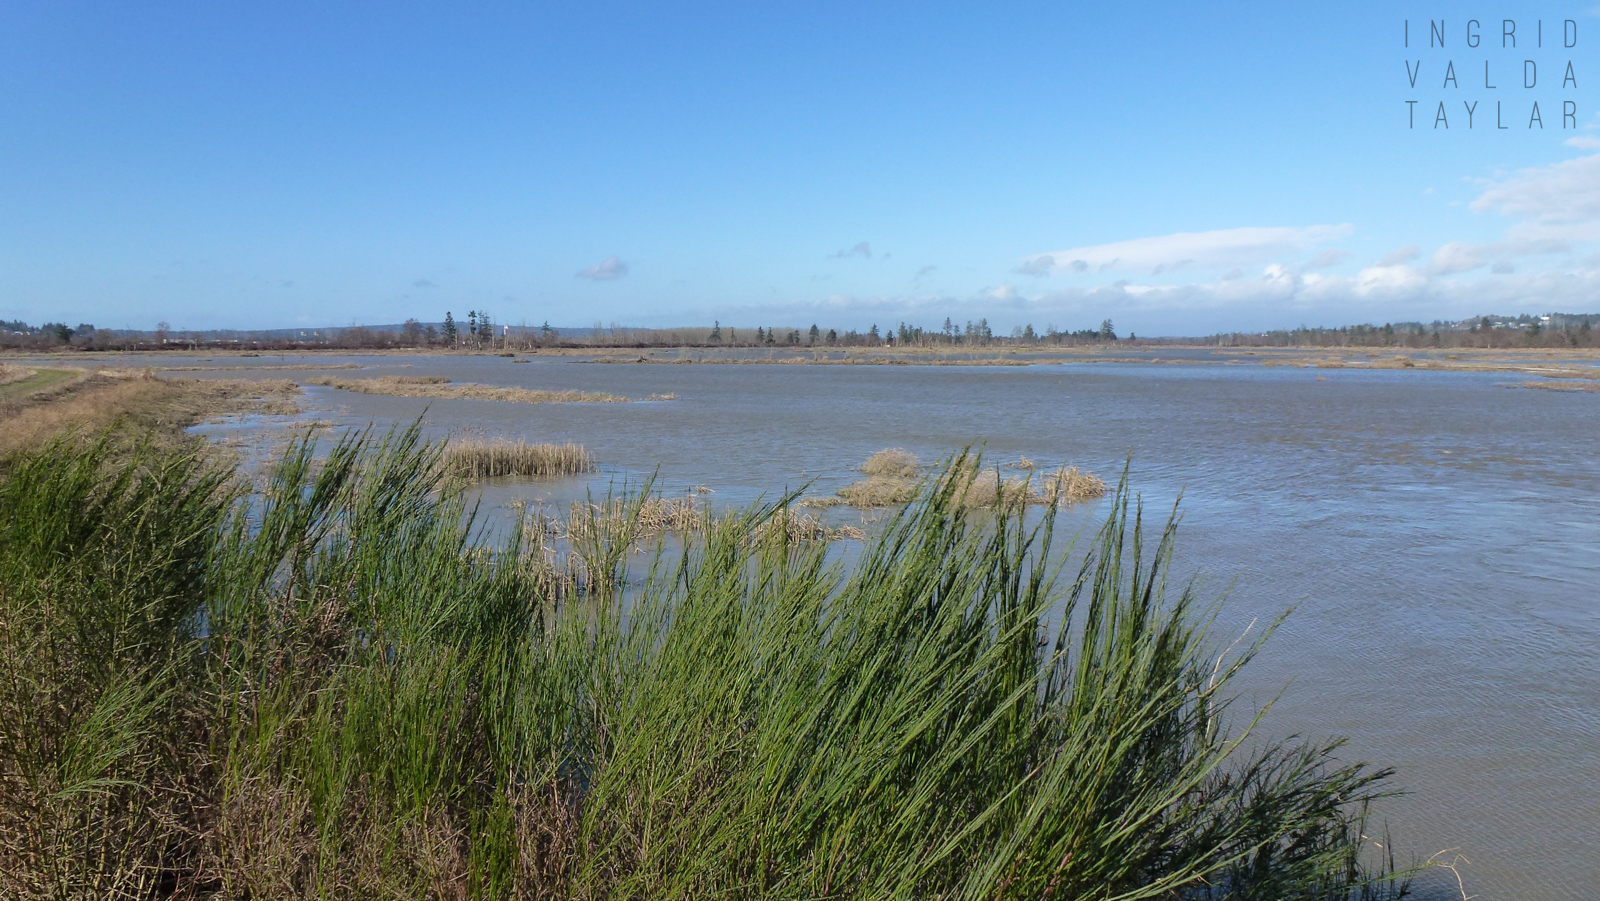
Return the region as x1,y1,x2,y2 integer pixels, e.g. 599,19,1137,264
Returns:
443,439,595,480
0,426,1405,899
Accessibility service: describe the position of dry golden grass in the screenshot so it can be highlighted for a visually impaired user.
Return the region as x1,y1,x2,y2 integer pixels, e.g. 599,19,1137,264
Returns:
442,440,596,481
1042,465,1107,503
756,507,866,542
0,364,33,387
834,448,1105,510
950,465,1106,510
0,370,300,455
837,476,918,508
303,375,632,403
545,493,863,545
860,447,919,479
1515,379,1600,393
797,495,846,509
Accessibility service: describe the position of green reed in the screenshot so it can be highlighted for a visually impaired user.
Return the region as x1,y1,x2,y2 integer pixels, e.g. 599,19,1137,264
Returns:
0,424,1405,899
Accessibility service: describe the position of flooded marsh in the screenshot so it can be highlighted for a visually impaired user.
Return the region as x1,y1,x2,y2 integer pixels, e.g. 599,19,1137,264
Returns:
11,346,1600,898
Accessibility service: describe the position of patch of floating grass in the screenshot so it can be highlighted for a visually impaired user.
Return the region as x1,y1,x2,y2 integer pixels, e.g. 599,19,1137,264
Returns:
1514,379,1600,393
441,439,595,481
551,491,863,544
303,375,631,403
860,447,919,479
837,475,918,508
835,448,1105,509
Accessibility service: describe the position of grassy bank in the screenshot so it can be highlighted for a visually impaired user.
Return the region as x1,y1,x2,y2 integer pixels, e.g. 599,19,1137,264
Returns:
0,369,300,455
0,424,1406,899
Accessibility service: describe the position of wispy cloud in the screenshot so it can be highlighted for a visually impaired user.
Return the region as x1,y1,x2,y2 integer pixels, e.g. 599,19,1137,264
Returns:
1013,255,1054,277
1375,245,1421,266
1018,225,1353,277
576,256,629,280
830,241,872,259
1471,152,1600,225
413,278,436,288
1301,248,1350,270
913,264,937,281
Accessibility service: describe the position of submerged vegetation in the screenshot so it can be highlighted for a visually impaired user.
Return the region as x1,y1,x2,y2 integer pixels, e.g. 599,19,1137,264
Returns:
443,439,596,481
0,424,1405,898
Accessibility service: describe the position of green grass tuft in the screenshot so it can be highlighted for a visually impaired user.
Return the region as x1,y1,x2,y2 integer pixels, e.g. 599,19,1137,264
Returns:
0,427,1409,899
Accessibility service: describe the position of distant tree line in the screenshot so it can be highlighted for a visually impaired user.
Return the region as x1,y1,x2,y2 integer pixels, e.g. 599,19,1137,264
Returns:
1196,312,1598,349
4,310,1595,352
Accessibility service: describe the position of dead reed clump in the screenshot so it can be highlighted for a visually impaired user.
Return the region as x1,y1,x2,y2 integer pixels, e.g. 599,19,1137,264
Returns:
949,468,1036,511
798,495,846,508
563,495,706,544
442,440,596,481
752,507,866,542
1044,465,1108,503
303,375,629,404
949,462,1107,510
837,476,917,508
833,447,922,507
860,447,920,479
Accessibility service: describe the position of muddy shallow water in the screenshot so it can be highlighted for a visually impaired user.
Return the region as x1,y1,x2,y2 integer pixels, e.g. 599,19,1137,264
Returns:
65,351,1600,897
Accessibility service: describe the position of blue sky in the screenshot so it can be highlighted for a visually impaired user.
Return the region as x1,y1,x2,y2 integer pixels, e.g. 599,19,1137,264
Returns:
3,1,1599,335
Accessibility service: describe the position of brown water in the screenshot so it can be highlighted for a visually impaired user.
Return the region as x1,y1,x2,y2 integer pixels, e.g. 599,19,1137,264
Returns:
75,351,1600,897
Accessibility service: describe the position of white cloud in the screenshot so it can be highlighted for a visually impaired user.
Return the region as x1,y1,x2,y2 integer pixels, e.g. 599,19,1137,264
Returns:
1429,242,1492,276
1375,245,1421,266
1470,152,1600,224
1019,224,1353,276
1428,239,1568,275
1013,255,1054,277
576,256,628,280
1302,248,1351,270
830,242,872,259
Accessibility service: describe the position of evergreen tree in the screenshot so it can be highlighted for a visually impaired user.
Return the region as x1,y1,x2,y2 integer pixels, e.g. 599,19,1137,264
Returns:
443,312,457,343
808,324,820,344
710,321,722,342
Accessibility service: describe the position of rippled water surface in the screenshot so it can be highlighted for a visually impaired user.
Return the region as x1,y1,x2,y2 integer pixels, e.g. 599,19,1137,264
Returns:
116,352,1600,897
